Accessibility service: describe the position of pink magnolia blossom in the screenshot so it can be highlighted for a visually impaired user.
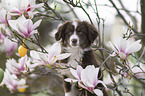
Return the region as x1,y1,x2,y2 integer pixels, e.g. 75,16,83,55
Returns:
3,37,17,56
0,8,11,25
8,15,42,38
0,24,11,42
65,65,83,83
30,42,71,66
2,69,28,93
0,31,5,42
109,37,142,60
2,0,43,18
6,55,38,77
65,65,107,96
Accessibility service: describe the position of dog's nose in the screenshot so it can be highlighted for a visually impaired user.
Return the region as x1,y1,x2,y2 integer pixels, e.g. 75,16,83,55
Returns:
71,39,77,43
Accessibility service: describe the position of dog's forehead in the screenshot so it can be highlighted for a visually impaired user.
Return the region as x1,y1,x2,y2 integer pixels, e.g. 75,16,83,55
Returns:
72,22,78,29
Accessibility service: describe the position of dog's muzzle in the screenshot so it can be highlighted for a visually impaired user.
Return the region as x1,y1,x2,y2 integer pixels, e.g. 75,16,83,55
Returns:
70,34,79,47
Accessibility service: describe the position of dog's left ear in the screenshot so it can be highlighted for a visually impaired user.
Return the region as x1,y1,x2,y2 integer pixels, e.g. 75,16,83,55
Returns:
83,21,99,43
55,21,72,41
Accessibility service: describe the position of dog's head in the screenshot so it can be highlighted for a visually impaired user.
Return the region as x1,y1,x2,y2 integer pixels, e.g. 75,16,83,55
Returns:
55,21,99,49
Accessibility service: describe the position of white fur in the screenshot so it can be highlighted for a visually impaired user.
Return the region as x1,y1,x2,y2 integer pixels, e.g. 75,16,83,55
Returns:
72,22,78,29
69,22,79,47
67,47,83,68
69,33,79,47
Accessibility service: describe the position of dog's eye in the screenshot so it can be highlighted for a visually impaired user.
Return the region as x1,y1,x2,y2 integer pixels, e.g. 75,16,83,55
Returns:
67,31,72,35
78,31,83,34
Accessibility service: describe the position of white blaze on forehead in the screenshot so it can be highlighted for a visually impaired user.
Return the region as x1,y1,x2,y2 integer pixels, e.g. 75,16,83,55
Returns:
72,21,78,31
69,22,79,47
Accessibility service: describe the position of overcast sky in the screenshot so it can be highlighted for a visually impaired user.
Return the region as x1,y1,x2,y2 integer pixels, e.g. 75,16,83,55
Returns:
73,0,141,26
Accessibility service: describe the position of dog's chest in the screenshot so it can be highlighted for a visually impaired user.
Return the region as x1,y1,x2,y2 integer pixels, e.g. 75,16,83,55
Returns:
67,47,84,68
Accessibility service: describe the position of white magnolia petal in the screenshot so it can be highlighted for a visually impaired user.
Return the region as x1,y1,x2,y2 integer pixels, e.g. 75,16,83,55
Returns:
84,80,94,88
8,20,19,32
9,59,19,68
76,65,83,80
64,78,78,83
29,30,38,37
30,50,40,59
16,79,26,85
6,61,15,74
39,53,48,62
23,19,33,32
49,42,61,55
70,68,79,80
93,89,103,96
56,53,71,60
116,37,127,52
96,80,107,89
32,19,42,30
81,65,99,86
125,40,142,54
31,3,44,9
78,81,88,90
17,23,28,36
19,55,27,68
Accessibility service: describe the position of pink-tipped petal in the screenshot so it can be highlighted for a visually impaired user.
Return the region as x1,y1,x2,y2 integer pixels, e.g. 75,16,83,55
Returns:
96,80,107,89
70,68,79,80
76,65,83,80
56,53,71,60
93,89,103,96
32,19,42,30
125,40,142,54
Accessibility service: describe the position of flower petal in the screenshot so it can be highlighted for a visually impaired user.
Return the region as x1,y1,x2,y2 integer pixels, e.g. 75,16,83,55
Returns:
49,42,61,55
76,65,83,80
125,40,142,54
96,80,107,89
32,19,42,30
93,89,103,96
64,78,78,83
81,65,99,87
19,55,27,68
56,53,71,60
30,50,40,60
70,68,79,80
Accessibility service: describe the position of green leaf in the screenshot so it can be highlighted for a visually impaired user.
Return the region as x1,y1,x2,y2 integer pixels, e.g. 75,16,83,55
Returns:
0,68,4,84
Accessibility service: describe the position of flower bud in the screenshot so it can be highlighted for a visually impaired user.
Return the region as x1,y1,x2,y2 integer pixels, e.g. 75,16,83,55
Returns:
18,45,27,57
18,87,26,93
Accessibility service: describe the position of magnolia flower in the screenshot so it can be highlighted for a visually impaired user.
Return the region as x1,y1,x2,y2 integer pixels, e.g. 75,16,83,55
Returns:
2,69,28,93
65,65,107,96
8,15,42,38
65,65,83,83
3,37,17,56
0,31,5,42
30,42,71,66
0,8,11,25
6,55,38,77
109,37,142,60
2,0,43,18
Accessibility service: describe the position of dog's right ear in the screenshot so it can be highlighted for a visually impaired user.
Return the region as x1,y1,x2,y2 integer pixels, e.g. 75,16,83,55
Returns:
55,21,72,41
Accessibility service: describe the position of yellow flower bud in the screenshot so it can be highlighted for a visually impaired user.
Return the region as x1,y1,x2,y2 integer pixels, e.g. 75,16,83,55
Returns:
18,45,27,57
18,87,26,93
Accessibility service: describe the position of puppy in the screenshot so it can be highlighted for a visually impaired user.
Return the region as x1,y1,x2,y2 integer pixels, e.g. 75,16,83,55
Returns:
55,21,108,96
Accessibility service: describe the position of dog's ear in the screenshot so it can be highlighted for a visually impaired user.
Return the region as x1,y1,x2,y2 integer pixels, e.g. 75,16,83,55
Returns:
83,21,99,43
55,21,72,41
